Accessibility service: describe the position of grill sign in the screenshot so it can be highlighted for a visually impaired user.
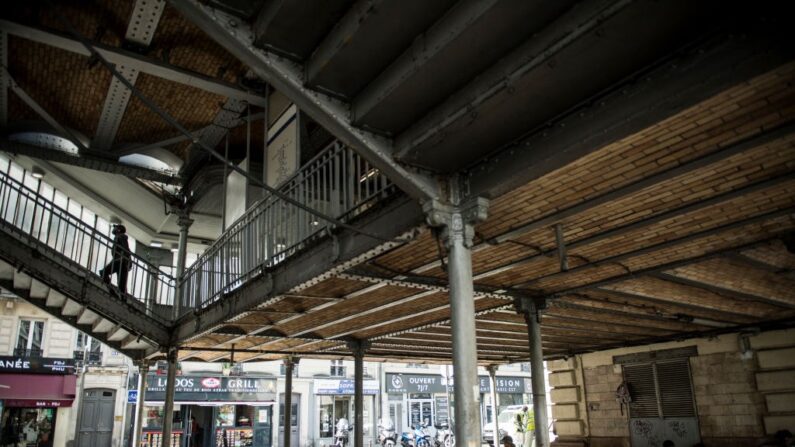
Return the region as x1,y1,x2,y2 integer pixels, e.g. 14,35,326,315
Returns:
143,375,277,402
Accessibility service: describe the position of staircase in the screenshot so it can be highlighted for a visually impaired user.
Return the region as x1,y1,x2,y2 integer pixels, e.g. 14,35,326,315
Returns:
0,171,171,358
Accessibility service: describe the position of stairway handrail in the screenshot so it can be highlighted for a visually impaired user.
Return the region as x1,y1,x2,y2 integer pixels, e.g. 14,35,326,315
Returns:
0,171,175,281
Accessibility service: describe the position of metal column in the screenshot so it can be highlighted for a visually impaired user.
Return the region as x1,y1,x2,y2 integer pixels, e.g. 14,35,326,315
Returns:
521,299,549,447
424,197,489,447
487,365,500,447
282,357,298,447
132,361,149,447
161,348,178,447
174,211,193,316
350,340,370,447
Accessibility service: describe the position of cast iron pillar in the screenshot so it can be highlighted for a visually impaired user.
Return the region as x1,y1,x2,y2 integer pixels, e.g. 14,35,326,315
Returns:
174,210,193,316
424,196,489,447
132,360,149,447
283,356,299,447
161,348,178,447
349,340,370,447
486,365,501,447
516,297,550,447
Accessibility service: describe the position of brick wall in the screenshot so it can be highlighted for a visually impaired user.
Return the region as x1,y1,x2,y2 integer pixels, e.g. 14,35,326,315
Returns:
690,351,767,445
549,330,795,446
582,364,629,446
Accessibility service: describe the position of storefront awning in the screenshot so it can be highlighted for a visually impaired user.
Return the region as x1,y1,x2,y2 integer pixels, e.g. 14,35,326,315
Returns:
0,374,76,407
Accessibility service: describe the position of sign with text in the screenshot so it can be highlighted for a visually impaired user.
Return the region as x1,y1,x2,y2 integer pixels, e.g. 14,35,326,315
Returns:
0,356,75,374
478,376,532,394
386,374,448,394
143,375,277,402
314,379,379,395
386,373,531,395
266,104,299,188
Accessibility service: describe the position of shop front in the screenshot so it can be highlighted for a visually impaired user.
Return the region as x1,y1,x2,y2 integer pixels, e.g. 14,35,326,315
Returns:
314,379,378,446
478,376,532,426
385,373,451,433
136,374,277,447
0,355,76,447
385,373,531,432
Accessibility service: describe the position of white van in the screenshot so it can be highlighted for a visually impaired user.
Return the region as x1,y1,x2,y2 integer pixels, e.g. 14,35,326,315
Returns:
482,405,527,445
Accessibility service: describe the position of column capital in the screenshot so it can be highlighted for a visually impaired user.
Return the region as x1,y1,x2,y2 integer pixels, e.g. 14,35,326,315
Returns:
282,356,300,367
513,296,548,315
423,197,489,248
486,364,499,376
166,347,179,363
135,359,150,370
347,339,371,358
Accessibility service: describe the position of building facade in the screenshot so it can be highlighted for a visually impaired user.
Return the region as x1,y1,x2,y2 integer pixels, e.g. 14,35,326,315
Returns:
0,295,133,447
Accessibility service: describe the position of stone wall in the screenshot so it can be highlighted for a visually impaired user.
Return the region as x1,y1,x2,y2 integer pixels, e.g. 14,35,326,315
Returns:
548,329,795,446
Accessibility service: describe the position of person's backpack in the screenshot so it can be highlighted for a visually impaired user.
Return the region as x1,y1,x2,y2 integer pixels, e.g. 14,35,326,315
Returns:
615,382,632,416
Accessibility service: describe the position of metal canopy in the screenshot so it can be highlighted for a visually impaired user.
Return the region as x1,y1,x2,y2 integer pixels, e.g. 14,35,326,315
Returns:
1,0,794,366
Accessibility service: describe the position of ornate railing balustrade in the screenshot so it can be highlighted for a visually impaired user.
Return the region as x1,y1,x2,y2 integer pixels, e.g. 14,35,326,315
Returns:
177,140,394,315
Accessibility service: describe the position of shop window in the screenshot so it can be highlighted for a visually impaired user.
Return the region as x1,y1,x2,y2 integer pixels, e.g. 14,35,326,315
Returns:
330,360,346,377
15,319,44,357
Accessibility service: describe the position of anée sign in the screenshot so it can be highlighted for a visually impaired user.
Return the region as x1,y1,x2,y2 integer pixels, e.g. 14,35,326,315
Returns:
0,356,75,374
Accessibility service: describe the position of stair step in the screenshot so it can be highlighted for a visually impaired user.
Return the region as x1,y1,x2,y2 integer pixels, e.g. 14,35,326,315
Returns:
29,279,50,299
92,318,115,333
76,307,100,325
13,270,32,290
62,299,82,316
0,259,13,280
45,289,67,307
108,326,129,341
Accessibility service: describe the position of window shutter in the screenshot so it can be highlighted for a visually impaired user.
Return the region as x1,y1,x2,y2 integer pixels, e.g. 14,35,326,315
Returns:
657,359,696,417
623,363,659,418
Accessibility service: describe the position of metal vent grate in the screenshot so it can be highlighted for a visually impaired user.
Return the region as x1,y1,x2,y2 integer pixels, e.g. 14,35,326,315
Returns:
624,363,659,418
657,359,696,417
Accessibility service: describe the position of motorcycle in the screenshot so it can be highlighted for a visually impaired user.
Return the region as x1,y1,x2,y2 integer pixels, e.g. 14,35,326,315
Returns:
434,422,454,447
334,418,350,447
378,418,397,447
414,422,432,447
400,430,414,447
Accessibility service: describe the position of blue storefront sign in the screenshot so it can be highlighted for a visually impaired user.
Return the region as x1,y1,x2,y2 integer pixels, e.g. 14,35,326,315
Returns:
127,389,138,403
314,379,379,395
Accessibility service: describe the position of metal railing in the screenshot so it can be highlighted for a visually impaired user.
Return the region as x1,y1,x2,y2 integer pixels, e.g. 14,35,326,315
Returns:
73,350,103,366
0,171,176,321
13,348,43,357
178,140,395,315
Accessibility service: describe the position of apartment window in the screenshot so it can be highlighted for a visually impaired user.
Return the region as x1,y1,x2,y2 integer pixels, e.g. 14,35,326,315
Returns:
623,358,696,418
279,363,298,377
15,320,44,357
330,360,346,377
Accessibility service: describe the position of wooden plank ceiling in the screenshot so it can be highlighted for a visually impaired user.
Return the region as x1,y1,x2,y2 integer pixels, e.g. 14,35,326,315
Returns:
182,62,795,364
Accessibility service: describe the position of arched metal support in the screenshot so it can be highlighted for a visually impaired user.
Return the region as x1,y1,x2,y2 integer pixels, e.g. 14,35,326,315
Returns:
424,195,489,447
161,347,179,447
515,297,550,447
282,356,299,447
348,339,371,447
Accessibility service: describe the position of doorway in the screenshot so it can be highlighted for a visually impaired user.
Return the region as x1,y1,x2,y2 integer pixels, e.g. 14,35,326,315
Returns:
278,393,300,447
77,388,116,447
408,394,434,428
388,398,404,434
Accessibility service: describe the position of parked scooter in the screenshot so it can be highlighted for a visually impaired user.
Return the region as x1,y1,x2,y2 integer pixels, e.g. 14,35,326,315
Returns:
434,422,454,447
378,418,397,447
400,429,415,447
334,418,350,447
414,422,432,447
